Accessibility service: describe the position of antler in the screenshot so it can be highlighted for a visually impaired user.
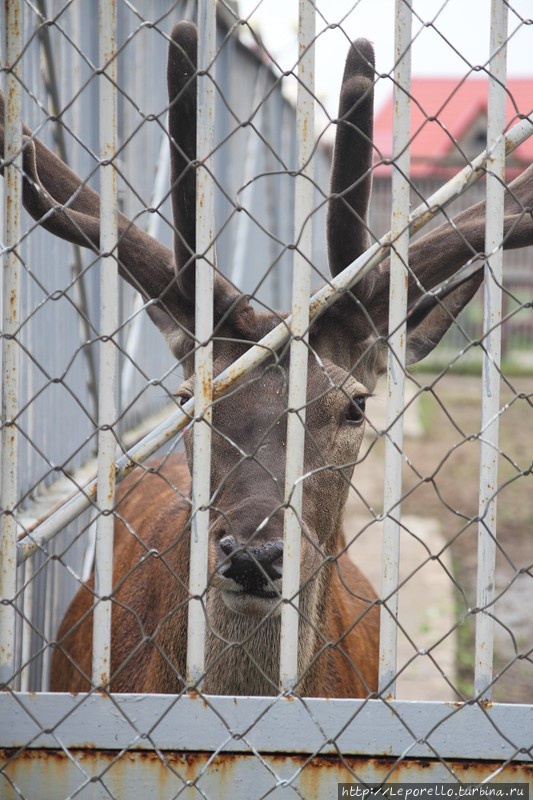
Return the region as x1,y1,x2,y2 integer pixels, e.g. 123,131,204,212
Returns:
327,38,375,277
327,38,533,364
387,163,533,363
167,21,198,302
2,26,531,372
165,23,261,351
0,23,257,363
0,91,186,330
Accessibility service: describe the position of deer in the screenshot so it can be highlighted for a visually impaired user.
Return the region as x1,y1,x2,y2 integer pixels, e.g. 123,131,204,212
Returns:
2,21,532,698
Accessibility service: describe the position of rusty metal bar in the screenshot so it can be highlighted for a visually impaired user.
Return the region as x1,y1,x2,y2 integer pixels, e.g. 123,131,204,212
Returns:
0,0,22,689
186,0,217,688
0,746,530,797
279,0,316,693
92,0,118,690
379,0,412,699
474,0,508,701
15,113,533,564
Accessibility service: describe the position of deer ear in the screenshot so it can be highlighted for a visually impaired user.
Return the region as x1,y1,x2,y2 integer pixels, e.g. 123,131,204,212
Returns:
404,268,483,365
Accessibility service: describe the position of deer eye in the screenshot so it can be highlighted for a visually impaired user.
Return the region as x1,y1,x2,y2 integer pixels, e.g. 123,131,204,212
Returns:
346,395,366,425
176,390,193,408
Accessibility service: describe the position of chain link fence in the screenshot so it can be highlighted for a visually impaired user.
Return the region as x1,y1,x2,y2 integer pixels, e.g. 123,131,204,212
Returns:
1,0,532,797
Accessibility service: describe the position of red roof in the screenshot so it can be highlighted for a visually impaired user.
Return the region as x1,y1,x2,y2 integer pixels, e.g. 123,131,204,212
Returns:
373,77,533,178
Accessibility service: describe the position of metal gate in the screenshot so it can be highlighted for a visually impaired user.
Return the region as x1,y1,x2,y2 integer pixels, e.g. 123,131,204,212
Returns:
1,1,532,797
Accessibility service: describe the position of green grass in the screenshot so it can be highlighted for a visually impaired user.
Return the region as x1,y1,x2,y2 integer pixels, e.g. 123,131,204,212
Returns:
454,594,476,699
411,354,533,378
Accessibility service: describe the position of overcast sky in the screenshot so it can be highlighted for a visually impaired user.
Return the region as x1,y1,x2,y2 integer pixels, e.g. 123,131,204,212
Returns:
238,0,532,119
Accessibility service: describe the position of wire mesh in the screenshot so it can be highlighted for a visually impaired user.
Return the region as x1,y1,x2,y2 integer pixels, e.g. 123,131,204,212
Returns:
1,0,532,798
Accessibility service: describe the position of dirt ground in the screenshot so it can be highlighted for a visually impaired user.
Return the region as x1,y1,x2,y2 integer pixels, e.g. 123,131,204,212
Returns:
345,370,532,703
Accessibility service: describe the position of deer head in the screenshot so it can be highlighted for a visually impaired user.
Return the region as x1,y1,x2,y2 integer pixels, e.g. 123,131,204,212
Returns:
3,21,532,696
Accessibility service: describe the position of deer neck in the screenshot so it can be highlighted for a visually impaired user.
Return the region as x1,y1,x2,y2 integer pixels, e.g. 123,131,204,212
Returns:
202,564,332,696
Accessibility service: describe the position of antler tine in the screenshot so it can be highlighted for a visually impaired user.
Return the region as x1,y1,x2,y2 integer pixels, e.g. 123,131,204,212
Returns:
167,21,198,302
327,38,375,278
362,162,533,333
405,267,484,364
409,165,533,299
342,161,533,365
0,91,100,218
404,166,533,324
166,23,248,337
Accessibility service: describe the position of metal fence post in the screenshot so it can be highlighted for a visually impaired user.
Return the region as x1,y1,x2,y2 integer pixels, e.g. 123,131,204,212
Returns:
379,0,412,698
0,0,22,689
279,0,316,692
475,0,508,701
186,0,216,688
92,0,118,689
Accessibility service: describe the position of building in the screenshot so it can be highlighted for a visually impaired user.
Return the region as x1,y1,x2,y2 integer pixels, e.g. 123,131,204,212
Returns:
369,77,533,364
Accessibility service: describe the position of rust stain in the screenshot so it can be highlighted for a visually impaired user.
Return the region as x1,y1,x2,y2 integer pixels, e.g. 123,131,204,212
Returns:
1,748,530,798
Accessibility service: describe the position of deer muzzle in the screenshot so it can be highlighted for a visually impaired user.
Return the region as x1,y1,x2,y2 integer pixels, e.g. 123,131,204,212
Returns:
218,535,283,595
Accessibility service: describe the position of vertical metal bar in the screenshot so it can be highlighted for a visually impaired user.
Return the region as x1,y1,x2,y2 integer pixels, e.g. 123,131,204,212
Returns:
92,0,118,689
186,0,216,687
0,0,22,689
378,0,412,698
19,559,33,691
474,0,508,701
279,0,315,692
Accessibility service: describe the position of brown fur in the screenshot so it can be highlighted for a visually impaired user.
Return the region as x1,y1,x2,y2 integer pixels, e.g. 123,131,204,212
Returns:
50,454,379,697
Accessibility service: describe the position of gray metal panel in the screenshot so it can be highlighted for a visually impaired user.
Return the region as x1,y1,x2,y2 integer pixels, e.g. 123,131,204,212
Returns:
1,694,531,762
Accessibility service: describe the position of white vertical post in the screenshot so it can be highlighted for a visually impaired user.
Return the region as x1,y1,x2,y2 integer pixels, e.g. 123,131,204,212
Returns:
19,558,34,691
378,0,412,698
474,0,508,701
186,0,216,687
0,0,22,689
92,0,118,689
279,0,315,692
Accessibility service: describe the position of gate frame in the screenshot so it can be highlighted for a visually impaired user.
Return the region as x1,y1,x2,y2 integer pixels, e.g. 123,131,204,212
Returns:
1,0,532,794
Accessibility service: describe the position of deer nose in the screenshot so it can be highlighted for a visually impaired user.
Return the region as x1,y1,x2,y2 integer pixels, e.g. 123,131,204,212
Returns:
218,535,283,591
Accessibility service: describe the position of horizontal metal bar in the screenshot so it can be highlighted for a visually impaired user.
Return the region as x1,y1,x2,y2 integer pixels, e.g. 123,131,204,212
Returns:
2,749,530,798
0,693,530,761
15,113,533,564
